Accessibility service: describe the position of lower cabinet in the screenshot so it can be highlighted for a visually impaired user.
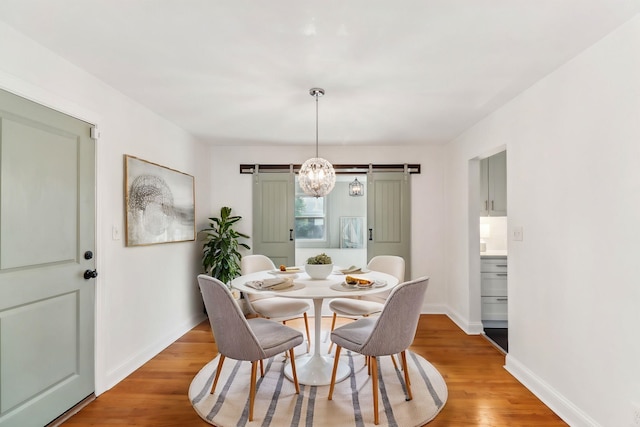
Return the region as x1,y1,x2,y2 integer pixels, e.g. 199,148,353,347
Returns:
481,256,507,327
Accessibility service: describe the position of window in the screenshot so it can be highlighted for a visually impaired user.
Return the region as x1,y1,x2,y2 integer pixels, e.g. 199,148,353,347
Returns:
295,194,326,241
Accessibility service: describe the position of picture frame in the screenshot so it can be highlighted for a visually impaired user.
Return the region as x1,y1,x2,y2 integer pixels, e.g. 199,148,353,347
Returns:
124,155,195,246
340,216,365,249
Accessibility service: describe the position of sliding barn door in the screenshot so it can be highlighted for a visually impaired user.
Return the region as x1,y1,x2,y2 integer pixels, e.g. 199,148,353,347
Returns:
367,171,411,277
0,88,96,427
252,172,295,267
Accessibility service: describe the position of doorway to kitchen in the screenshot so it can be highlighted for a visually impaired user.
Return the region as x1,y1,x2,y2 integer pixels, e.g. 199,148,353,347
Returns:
478,150,508,353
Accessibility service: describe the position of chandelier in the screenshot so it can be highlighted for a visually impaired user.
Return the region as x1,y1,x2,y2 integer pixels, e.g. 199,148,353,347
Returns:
299,88,336,198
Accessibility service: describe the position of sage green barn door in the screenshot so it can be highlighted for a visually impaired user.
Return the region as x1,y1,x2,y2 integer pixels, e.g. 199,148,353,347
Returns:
252,171,295,267
0,89,96,427
367,171,411,277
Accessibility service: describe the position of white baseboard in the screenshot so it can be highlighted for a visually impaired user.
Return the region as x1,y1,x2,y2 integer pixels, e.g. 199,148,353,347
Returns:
505,354,600,427
436,308,594,426
99,312,207,395
443,306,484,335
421,302,447,314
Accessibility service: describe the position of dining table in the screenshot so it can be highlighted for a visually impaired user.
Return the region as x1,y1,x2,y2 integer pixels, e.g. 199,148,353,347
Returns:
231,267,400,386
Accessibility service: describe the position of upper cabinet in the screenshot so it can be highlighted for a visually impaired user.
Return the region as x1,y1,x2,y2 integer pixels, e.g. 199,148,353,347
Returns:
480,151,507,216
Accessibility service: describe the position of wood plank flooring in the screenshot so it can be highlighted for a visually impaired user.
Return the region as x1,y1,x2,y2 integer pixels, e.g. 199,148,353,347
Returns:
63,315,566,426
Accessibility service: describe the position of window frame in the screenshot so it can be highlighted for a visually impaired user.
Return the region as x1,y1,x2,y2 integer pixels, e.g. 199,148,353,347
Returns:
294,188,329,246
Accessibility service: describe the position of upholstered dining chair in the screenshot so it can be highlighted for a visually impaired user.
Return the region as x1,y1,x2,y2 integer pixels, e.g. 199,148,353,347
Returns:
198,274,303,422
327,255,405,353
241,254,311,352
328,276,429,425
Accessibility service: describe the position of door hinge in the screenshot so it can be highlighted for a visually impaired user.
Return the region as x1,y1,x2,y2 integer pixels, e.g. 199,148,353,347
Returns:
90,127,100,140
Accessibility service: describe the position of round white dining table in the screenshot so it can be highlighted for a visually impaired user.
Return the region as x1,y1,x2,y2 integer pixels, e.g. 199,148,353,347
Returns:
231,268,399,386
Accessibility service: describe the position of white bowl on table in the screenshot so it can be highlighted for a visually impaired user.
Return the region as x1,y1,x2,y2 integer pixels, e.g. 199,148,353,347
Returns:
304,263,333,280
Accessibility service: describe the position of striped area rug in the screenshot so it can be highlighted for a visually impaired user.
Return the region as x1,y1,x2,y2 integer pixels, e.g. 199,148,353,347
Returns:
189,350,447,426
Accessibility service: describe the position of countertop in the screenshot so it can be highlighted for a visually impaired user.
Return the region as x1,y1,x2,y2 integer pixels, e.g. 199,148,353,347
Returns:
481,250,507,258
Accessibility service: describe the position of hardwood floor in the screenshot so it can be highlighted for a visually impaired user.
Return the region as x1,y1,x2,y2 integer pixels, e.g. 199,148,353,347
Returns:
63,315,566,426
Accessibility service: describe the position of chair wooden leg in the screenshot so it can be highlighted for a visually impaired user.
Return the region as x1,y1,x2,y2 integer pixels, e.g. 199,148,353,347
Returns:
327,346,342,400
371,356,379,425
400,350,413,400
289,348,300,394
327,313,338,353
259,358,264,377
303,312,311,353
390,353,398,370
249,361,258,421
210,355,225,395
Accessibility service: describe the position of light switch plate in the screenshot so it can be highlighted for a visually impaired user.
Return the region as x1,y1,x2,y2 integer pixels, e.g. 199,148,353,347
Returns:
112,225,121,241
512,226,523,241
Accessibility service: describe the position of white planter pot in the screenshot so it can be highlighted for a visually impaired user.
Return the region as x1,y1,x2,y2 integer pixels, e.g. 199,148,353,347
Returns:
304,263,333,280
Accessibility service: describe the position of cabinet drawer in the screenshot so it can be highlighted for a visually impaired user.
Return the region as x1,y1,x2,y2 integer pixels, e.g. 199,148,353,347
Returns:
481,296,508,321
481,273,507,296
480,258,508,273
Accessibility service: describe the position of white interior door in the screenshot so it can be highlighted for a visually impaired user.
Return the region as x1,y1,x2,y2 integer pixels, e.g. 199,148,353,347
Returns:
0,89,96,427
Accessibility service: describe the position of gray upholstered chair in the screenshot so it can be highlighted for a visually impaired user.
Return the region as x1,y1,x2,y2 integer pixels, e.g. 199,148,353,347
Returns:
198,274,303,422
328,276,429,425
327,255,405,353
241,254,311,351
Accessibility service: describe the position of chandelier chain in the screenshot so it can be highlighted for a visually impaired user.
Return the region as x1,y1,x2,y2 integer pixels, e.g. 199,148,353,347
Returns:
315,93,319,158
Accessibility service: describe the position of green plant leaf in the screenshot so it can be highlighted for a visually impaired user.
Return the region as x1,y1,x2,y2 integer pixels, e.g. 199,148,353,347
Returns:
199,206,251,286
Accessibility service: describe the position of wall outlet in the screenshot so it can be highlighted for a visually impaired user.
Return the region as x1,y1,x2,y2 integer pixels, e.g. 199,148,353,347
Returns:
632,401,640,426
512,226,523,241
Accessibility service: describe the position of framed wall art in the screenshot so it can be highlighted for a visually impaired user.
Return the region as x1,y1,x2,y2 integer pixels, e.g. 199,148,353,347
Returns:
124,155,195,246
340,216,365,249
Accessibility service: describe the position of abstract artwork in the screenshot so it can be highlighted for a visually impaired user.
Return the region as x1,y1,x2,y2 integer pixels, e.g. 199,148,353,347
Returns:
124,155,195,246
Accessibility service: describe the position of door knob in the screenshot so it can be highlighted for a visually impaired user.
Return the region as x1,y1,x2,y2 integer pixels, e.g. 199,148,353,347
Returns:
84,269,98,280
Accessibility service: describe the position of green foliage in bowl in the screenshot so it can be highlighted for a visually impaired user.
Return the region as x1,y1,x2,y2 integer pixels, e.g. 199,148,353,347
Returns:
306,253,332,265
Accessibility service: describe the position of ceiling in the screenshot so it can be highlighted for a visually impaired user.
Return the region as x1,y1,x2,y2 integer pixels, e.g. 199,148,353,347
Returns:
1,0,638,146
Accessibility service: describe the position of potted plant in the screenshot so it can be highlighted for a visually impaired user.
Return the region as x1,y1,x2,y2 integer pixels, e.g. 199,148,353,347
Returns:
304,253,333,279
200,206,250,288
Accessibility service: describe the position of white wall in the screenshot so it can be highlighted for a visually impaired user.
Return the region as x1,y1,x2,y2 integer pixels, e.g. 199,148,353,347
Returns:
209,144,449,312
0,22,212,394
445,15,640,426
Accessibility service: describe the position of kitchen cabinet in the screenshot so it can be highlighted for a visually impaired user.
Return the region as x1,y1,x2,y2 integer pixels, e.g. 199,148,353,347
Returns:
480,151,507,216
481,256,507,327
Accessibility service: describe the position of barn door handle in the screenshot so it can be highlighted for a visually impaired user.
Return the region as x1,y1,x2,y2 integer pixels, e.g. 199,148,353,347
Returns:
84,269,98,280
289,229,293,241
368,228,373,241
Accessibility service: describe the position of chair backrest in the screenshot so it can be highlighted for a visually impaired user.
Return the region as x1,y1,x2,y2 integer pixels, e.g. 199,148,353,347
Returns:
197,274,266,361
367,255,405,282
241,255,277,303
359,276,429,356
241,254,276,275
